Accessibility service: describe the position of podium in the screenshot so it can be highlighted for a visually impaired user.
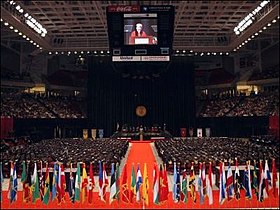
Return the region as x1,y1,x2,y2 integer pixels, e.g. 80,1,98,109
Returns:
129,36,155,45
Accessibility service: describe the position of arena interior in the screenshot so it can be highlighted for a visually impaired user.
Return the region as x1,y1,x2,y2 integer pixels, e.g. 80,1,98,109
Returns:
1,1,279,209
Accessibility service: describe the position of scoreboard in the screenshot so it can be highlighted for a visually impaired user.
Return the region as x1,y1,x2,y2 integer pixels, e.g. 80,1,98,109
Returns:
107,5,175,62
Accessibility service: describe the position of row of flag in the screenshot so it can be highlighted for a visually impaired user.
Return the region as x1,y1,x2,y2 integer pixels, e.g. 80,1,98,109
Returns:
0,159,278,206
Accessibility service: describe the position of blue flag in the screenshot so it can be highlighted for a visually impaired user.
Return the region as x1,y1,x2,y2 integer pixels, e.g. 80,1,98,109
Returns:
0,162,3,202
136,164,142,202
172,162,177,201
52,163,57,201
11,163,18,203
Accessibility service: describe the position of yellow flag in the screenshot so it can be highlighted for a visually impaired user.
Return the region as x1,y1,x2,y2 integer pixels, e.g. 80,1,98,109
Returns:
81,163,88,203
142,163,149,206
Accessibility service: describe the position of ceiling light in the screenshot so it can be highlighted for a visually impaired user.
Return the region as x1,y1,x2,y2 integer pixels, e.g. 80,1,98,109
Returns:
267,23,271,27
194,52,197,55
200,53,204,56
251,35,255,38
226,52,229,55
9,26,13,29
18,32,22,35
36,45,40,48
49,52,52,55
190,50,193,53
61,52,64,54
176,50,179,53
182,50,186,53
19,9,23,13
33,42,36,45
255,32,258,36
213,52,216,55
259,29,262,33
16,5,21,10
10,1,14,4
248,38,251,41
207,52,210,55
87,51,90,54
14,29,18,33
272,19,276,23
22,35,26,38
4,22,9,26
107,50,110,54
30,40,33,43
74,51,77,54
239,45,242,47
242,43,245,45
68,51,71,54
0,19,3,22
24,13,29,18
245,40,248,43
55,52,58,54
26,37,30,40
233,49,236,51
100,51,104,54
81,51,84,54
263,26,267,30
79,55,81,58
39,47,42,50
220,52,223,55
94,51,97,54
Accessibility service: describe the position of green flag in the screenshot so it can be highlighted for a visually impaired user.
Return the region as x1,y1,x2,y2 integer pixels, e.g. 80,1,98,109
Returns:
32,162,40,203
115,162,120,202
74,162,81,202
43,164,50,205
21,162,27,183
130,165,136,202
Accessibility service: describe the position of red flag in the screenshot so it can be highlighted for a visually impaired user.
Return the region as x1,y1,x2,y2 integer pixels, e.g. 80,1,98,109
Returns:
88,162,94,204
162,163,169,202
272,159,277,198
121,164,129,203
60,164,66,202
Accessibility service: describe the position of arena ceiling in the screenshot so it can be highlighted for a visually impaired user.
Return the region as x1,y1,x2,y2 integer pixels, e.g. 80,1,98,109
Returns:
1,0,279,53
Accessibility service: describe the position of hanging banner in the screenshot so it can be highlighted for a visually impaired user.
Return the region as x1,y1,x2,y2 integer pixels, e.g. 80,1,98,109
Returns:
205,128,211,137
189,127,194,137
98,129,104,138
197,128,203,138
180,128,187,138
83,129,88,140
91,129,97,140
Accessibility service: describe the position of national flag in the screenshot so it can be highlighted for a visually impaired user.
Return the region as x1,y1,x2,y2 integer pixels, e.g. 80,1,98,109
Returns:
7,162,14,202
31,162,40,203
122,164,129,203
88,162,94,204
272,159,277,197
129,164,136,203
74,162,81,202
21,161,28,203
202,163,206,197
24,162,32,203
198,162,204,204
101,162,109,202
11,163,18,203
109,163,116,204
56,164,62,203
252,160,259,198
0,162,4,202
234,158,241,200
39,161,44,201
258,160,267,202
81,163,88,203
175,163,181,203
226,162,234,200
43,163,50,205
142,163,149,206
219,162,226,205
172,162,177,202
180,164,187,203
68,163,75,203
115,162,120,202
52,163,57,201
206,162,213,205
153,163,159,204
162,163,169,202
98,161,103,198
264,160,272,194
60,164,66,202
136,164,143,202
0,162,3,202
189,162,196,203
243,160,252,199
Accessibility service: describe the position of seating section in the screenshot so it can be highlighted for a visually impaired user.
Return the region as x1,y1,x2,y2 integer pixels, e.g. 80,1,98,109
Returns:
1,138,129,177
249,64,279,81
154,136,279,172
199,91,279,117
1,89,86,118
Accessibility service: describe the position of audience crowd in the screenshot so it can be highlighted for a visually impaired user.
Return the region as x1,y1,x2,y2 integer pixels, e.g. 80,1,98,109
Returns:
199,91,279,117
1,138,129,177
154,136,279,172
1,89,86,118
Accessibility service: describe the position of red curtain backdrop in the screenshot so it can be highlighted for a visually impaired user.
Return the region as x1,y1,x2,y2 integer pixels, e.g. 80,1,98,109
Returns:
0,116,13,139
269,115,279,137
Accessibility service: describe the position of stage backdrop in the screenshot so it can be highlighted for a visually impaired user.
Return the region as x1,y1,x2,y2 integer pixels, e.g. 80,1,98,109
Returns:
87,56,196,137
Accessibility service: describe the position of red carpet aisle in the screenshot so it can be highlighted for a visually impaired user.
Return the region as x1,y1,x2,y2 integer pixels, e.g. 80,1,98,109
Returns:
1,142,279,209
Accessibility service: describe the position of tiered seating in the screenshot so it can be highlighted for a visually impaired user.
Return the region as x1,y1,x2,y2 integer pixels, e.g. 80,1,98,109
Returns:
1,138,129,177
154,137,279,172
249,64,279,81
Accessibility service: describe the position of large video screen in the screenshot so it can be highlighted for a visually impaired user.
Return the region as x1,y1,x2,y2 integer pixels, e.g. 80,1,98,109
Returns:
123,13,157,45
